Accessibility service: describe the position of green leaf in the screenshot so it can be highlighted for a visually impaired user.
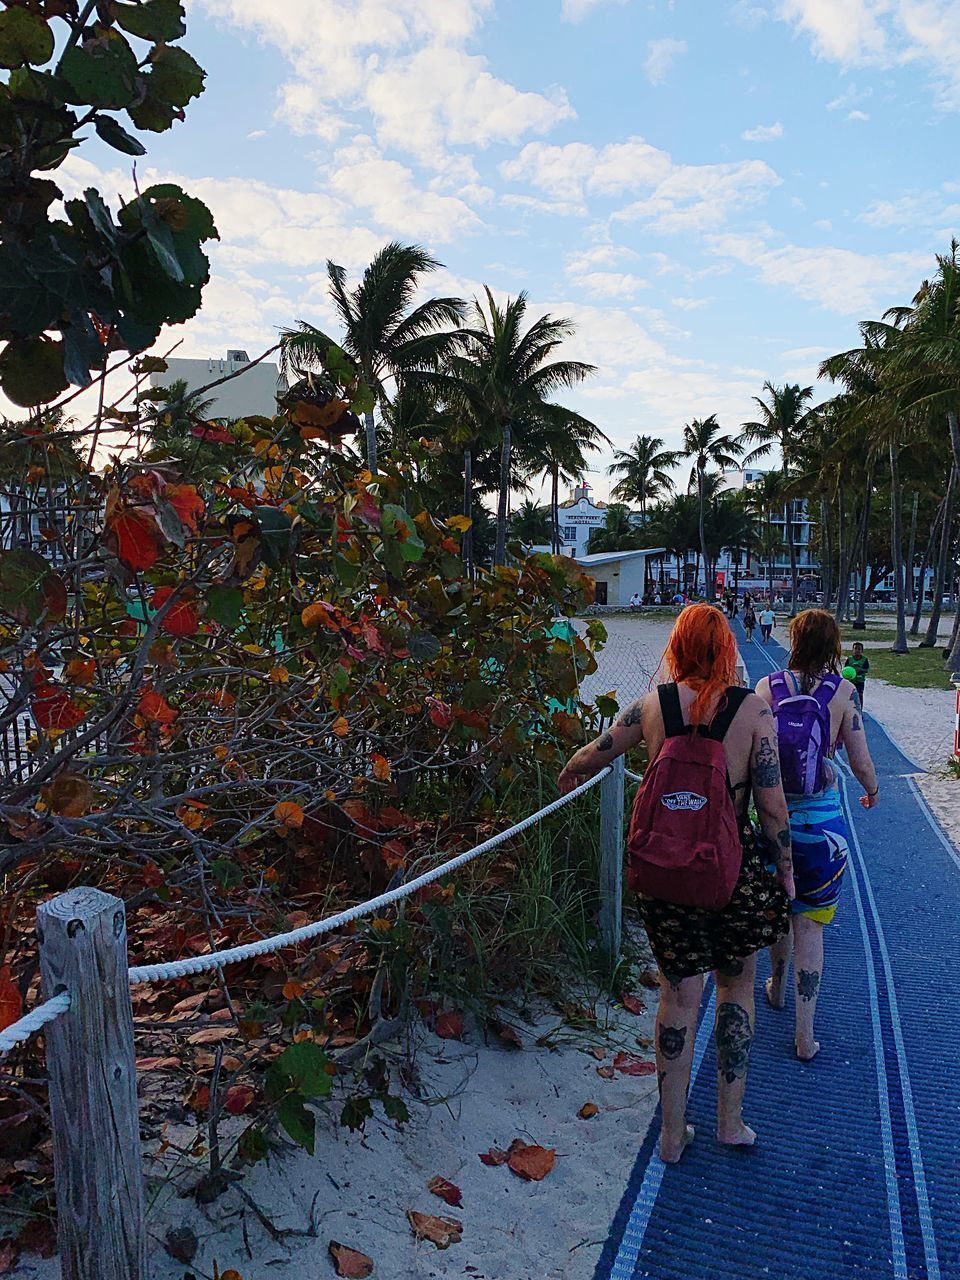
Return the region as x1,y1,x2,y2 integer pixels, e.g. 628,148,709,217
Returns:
399,535,425,562
381,1095,410,1125
84,188,118,245
324,345,355,383
350,383,375,416
0,336,68,407
59,29,139,109
113,0,187,43
340,1096,373,1132
333,554,359,587
0,247,59,337
145,217,184,283
211,859,243,889
62,312,103,388
206,585,243,629
94,114,146,156
0,549,68,626
236,1125,269,1165
0,7,54,69
277,1094,315,1154
408,630,441,662
460,679,491,710
275,1040,333,1098
146,43,205,107
594,693,620,719
257,505,293,568
381,504,413,538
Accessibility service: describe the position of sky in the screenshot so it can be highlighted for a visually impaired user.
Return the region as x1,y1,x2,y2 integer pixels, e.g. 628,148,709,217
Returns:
43,0,960,497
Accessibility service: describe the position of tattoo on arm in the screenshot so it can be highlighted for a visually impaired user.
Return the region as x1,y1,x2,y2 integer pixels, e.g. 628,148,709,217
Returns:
758,707,774,719
617,700,644,728
751,736,781,788
658,1025,687,1060
595,732,614,753
716,1002,754,1083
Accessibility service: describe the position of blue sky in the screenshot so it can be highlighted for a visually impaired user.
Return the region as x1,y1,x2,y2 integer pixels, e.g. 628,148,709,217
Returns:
58,0,960,495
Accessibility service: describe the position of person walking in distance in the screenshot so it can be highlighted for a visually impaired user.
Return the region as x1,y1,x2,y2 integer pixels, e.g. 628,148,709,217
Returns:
743,603,757,643
755,610,879,1061
758,605,775,644
845,641,870,707
559,605,793,1161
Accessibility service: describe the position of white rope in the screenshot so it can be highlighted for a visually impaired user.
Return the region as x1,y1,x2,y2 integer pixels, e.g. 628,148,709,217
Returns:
128,767,612,985
625,768,643,784
0,992,71,1056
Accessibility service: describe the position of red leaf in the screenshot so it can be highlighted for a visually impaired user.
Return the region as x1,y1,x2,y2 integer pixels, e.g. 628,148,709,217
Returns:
621,993,645,1016
0,968,22,1032
613,1052,656,1077
0,1239,18,1274
152,587,200,637
108,508,164,571
137,687,177,725
427,1175,463,1207
165,483,205,534
406,1211,462,1250
435,1010,464,1040
31,685,85,731
507,1142,556,1181
426,697,452,730
224,1085,256,1115
328,1242,374,1278
479,1146,508,1166
190,421,233,443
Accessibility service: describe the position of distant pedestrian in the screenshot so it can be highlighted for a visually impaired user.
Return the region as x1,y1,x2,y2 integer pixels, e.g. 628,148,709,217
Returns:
630,592,642,611
756,609,879,1061
759,607,775,643
743,606,756,642
846,642,870,707
559,604,793,1160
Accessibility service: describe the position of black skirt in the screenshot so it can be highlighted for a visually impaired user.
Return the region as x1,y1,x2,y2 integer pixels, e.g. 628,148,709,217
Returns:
637,824,790,980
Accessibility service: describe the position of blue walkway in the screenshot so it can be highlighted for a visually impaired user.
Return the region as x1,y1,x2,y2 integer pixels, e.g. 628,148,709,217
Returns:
595,623,960,1280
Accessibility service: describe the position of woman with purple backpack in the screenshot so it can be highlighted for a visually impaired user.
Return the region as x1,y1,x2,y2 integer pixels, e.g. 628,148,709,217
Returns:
755,609,879,1061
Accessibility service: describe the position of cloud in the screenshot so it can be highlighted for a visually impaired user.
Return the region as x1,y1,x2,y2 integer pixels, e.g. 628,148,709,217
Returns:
502,137,780,232
742,121,784,141
707,230,930,313
196,0,575,166
779,0,960,111
858,189,960,228
847,108,870,120
560,0,627,21
643,37,688,85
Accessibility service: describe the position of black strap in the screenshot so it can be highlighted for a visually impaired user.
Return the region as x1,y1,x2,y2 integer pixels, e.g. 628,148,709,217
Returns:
708,685,751,742
657,683,687,738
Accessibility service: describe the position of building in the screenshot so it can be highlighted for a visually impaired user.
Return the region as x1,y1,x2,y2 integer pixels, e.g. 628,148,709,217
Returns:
554,481,609,557
716,466,818,592
572,548,667,606
148,349,283,420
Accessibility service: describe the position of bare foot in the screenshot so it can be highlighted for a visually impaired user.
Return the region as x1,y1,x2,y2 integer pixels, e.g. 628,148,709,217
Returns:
796,1039,821,1062
659,1123,695,1164
764,977,785,1010
717,1121,757,1148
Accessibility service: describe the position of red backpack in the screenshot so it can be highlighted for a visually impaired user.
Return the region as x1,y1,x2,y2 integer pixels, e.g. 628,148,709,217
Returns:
627,684,749,911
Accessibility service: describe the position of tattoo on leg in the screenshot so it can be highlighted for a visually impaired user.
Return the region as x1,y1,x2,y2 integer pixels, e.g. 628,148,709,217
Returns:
852,689,862,712
752,736,781,788
716,1002,754,1084
775,959,785,982
851,714,862,732
797,969,821,1003
596,732,614,753
658,1025,687,1060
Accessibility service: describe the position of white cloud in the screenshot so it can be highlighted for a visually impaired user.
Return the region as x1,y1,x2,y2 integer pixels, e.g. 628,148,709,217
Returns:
847,108,870,120
643,37,688,85
707,230,930,313
779,0,960,111
742,121,784,141
503,137,780,232
858,190,960,228
560,0,627,21
196,0,575,166
569,270,649,298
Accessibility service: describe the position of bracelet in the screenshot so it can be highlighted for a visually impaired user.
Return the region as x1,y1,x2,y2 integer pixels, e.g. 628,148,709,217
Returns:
866,786,879,797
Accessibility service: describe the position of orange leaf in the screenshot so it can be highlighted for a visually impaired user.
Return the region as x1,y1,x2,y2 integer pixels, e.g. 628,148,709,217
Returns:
328,1242,374,1278
435,1010,464,1040
42,771,93,817
274,801,304,829
187,1027,235,1045
0,967,22,1032
578,1102,599,1120
427,1175,463,1207
107,507,164,571
620,993,645,1016
370,753,391,782
506,1141,556,1181
478,1146,508,1167
406,1211,462,1250
282,980,305,1000
166,483,205,534
152,587,200,637
332,715,349,738
613,1051,656,1077
64,658,96,686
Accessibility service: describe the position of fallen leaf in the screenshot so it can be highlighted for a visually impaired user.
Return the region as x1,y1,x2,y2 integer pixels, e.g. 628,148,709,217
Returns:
164,1226,198,1264
0,1240,18,1274
595,1065,615,1080
187,1027,235,1045
498,1024,522,1049
589,1047,606,1060
224,1085,256,1116
406,1211,462,1250
435,1010,464,1041
638,969,660,990
636,1037,653,1051
0,968,22,1033
620,994,645,1016
578,1102,600,1119
613,1052,656,1077
282,980,306,1000
507,1142,556,1182
136,1056,180,1071
427,1175,463,1207
478,1146,508,1167
328,1241,374,1278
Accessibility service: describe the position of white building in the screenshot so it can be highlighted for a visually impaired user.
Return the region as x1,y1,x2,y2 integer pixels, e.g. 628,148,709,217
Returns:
554,481,609,557
716,466,819,592
572,548,667,607
148,349,283,420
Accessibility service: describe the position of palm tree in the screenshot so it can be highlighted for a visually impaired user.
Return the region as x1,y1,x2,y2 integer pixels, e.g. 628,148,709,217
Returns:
452,289,595,567
510,499,552,547
280,242,465,472
647,493,700,594
523,404,608,554
607,435,680,521
586,504,644,553
742,381,815,615
680,415,743,601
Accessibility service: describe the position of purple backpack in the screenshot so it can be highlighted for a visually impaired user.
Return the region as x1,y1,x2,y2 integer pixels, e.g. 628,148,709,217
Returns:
769,671,842,796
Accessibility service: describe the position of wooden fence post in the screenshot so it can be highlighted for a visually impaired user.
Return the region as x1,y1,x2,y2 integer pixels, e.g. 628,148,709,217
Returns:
599,756,625,967
38,888,146,1280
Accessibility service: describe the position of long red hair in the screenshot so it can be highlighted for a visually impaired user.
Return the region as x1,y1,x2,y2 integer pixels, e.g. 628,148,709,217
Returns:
663,604,739,724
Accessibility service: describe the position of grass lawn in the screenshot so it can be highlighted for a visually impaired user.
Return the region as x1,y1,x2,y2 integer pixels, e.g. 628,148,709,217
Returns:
862,644,955,690
841,626,899,644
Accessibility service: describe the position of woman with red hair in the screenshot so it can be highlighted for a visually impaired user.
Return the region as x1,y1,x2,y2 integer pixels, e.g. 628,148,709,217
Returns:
559,604,793,1163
